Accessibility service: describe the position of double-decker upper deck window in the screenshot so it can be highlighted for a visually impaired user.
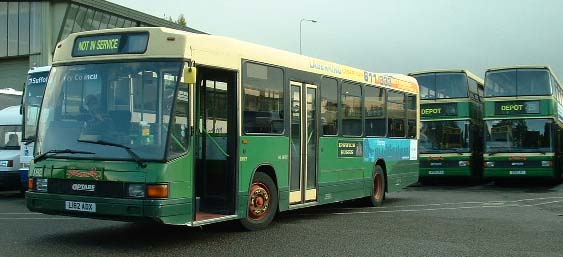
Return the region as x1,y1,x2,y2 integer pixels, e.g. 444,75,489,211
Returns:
417,74,435,100
435,73,468,99
341,82,362,136
388,91,406,137
243,63,284,134
485,69,551,97
321,77,338,135
415,73,468,99
364,86,385,137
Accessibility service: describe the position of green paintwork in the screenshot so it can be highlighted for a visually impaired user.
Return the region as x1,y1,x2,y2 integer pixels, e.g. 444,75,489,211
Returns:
419,99,484,178
27,154,194,224
484,99,554,118
483,97,563,179
238,136,289,213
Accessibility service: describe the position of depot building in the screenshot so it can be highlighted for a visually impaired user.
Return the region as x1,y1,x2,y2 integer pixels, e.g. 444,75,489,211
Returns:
0,0,203,91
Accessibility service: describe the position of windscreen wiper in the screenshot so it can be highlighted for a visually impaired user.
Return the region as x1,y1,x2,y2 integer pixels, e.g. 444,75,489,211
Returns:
77,139,147,168
34,149,95,163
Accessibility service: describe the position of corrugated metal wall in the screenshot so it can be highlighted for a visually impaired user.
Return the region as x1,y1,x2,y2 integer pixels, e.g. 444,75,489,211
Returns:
0,57,29,91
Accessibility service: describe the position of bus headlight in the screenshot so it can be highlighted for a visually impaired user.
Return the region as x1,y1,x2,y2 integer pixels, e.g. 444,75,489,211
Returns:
36,178,48,192
484,162,495,168
541,161,553,167
127,184,146,198
0,160,13,167
458,161,470,167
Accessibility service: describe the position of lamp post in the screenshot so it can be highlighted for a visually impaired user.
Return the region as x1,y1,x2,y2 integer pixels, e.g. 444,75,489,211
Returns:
299,18,317,55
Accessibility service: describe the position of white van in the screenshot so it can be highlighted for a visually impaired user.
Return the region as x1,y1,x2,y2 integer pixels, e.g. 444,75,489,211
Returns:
0,106,23,190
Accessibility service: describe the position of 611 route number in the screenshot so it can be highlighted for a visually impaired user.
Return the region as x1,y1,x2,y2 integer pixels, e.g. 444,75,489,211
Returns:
364,72,392,86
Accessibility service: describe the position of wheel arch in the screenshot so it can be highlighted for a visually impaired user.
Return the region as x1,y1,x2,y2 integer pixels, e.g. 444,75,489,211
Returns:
249,163,280,210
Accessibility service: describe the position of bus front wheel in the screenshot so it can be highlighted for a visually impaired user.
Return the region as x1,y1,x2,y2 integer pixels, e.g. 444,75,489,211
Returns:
368,165,386,207
240,172,278,231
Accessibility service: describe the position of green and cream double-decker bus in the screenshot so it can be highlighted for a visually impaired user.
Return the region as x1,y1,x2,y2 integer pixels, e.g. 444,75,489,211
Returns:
26,27,420,230
409,70,484,180
483,66,562,181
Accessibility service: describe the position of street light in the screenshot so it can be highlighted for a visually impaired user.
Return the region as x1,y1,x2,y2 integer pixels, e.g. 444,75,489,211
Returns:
299,18,317,55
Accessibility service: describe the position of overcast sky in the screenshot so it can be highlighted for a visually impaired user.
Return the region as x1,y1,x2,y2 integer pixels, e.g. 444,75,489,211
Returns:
110,0,563,79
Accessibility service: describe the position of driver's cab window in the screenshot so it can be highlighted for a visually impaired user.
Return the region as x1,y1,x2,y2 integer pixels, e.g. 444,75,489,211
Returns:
52,64,179,154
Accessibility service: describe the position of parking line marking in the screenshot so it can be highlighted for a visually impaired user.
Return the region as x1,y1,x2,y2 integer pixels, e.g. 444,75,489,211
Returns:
0,217,77,220
0,213,45,215
310,196,563,211
295,199,562,216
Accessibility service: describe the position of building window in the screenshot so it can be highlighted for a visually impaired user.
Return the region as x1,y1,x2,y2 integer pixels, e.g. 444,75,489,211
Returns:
341,82,362,136
90,11,103,30
107,15,117,28
243,63,284,134
365,86,386,137
321,77,338,135
71,6,87,33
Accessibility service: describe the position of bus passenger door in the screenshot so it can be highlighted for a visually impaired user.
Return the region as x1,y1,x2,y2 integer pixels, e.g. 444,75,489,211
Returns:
289,81,318,205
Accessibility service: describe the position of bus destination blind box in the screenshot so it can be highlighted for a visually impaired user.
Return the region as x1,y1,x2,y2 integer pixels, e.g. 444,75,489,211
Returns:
494,101,540,115
72,33,149,57
421,103,458,117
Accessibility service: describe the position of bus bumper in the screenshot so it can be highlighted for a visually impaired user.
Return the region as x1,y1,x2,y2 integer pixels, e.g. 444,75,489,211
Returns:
483,168,556,178
26,192,192,224
0,171,20,188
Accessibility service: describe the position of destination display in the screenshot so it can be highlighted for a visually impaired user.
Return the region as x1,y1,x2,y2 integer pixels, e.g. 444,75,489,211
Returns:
494,101,540,115
72,33,149,57
420,103,457,117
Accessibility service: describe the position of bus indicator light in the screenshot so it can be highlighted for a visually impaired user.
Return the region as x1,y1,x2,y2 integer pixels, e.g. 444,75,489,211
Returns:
147,184,169,199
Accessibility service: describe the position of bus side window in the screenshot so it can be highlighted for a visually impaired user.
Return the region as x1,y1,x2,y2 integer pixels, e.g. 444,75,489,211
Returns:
168,83,189,158
407,94,417,139
340,82,362,136
387,91,406,138
242,63,284,134
364,86,385,137
320,77,338,135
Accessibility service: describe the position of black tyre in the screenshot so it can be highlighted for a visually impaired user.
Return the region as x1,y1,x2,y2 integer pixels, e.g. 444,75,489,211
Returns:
240,172,278,231
368,165,386,207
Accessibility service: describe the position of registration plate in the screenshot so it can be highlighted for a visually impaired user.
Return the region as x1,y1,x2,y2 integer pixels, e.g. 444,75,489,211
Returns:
65,201,96,212
429,170,445,175
509,170,526,175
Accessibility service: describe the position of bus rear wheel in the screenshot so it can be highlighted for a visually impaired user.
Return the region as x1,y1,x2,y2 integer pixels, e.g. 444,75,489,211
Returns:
368,165,386,207
240,172,278,231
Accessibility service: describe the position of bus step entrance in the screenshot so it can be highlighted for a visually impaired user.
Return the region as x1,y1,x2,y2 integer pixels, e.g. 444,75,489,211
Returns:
195,212,227,221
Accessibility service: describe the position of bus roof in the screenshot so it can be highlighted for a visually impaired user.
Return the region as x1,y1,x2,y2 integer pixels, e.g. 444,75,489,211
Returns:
408,69,484,86
28,66,52,74
0,88,23,96
53,27,419,94
485,65,552,73
0,106,22,125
